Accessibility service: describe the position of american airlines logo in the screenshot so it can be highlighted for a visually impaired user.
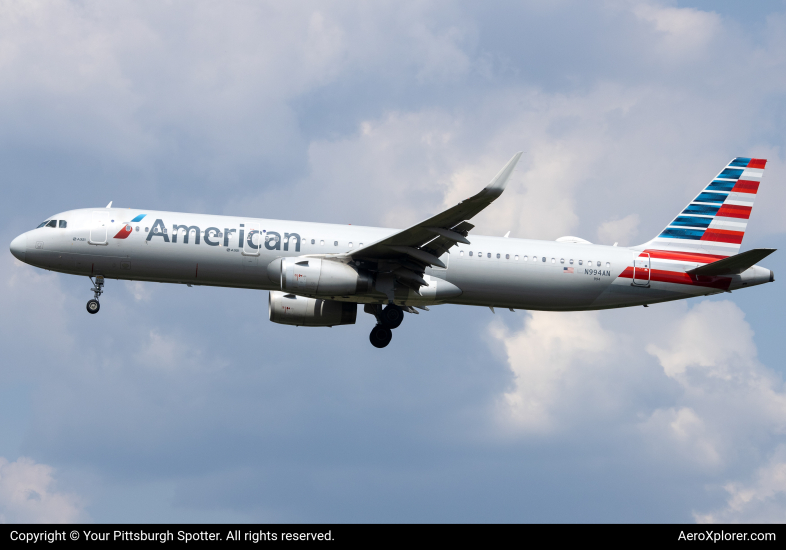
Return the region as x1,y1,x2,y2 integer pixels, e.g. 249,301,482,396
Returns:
113,225,133,239
119,217,302,252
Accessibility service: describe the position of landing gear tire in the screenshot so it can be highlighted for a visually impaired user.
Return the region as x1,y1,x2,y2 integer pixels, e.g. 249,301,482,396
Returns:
369,325,393,348
380,304,404,329
86,299,100,314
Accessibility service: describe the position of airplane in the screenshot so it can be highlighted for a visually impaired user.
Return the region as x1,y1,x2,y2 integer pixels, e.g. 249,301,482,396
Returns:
8,153,775,348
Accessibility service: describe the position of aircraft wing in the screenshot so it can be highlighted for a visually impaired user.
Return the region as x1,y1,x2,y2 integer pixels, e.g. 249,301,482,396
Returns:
349,152,522,267
345,152,522,292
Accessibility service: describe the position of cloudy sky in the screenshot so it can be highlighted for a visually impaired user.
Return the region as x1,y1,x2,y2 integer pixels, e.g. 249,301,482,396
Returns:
2,0,786,523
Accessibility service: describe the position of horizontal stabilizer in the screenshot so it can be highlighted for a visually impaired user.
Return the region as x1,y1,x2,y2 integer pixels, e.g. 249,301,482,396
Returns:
687,248,776,276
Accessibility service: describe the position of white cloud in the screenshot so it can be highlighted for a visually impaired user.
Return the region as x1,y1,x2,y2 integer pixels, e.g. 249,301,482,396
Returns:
492,299,786,514
492,310,617,433
632,2,722,58
641,301,786,469
646,301,758,380
0,456,86,523
638,406,721,468
124,281,152,302
597,214,639,246
696,445,786,523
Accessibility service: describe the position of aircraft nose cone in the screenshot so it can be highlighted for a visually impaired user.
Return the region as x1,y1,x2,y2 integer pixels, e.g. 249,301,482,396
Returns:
9,234,26,262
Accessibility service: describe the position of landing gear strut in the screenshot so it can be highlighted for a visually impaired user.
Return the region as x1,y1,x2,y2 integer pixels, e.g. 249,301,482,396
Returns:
86,275,104,314
366,303,404,348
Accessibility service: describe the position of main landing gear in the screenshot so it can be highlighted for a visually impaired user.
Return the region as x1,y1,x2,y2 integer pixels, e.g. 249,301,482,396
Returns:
367,304,404,348
86,275,104,314
369,325,393,348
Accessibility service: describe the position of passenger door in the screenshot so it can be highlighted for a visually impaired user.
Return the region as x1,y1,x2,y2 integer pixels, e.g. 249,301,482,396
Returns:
632,253,651,286
89,211,109,245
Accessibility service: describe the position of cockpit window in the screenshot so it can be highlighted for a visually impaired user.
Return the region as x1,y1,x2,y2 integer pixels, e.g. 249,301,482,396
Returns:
37,220,49,228
59,220,67,228
45,220,57,228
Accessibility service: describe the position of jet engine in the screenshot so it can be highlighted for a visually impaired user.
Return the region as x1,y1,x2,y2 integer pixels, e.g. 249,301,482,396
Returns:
268,291,357,327
267,257,372,296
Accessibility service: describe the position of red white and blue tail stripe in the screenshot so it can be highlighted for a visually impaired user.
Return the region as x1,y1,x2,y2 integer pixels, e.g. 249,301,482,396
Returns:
642,157,766,258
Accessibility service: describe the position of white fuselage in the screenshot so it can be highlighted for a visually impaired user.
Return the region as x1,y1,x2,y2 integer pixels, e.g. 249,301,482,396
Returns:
12,207,772,311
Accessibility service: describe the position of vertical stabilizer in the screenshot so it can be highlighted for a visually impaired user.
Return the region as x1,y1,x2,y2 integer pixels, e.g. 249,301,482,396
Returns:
635,157,766,258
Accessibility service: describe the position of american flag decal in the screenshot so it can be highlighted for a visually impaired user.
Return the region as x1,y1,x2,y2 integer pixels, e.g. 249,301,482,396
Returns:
563,267,574,274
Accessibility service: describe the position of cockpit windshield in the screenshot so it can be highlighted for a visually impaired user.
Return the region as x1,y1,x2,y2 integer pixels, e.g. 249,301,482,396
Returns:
36,219,66,228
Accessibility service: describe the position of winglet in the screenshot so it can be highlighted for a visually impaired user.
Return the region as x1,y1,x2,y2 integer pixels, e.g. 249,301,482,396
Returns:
481,152,522,198
106,201,113,208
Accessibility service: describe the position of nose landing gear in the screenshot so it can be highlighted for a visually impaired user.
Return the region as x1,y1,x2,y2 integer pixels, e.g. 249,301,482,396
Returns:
366,304,404,348
86,275,104,314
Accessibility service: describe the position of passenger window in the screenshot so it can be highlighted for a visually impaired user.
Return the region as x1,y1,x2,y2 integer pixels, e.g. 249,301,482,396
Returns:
359,243,363,247
597,261,601,267
478,252,482,257
588,260,592,266
135,226,139,232
542,257,546,262
59,220,67,228
349,242,353,248
46,220,57,228
551,258,555,263
606,262,610,268
560,258,564,264
460,250,464,256
311,239,315,245
145,227,149,232
569,259,573,265
320,240,324,246
505,254,509,259
469,251,473,257
334,241,338,246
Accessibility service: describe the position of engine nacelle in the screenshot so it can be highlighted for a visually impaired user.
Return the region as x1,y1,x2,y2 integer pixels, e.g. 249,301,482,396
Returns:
267,257,372,296
268,291,357,327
